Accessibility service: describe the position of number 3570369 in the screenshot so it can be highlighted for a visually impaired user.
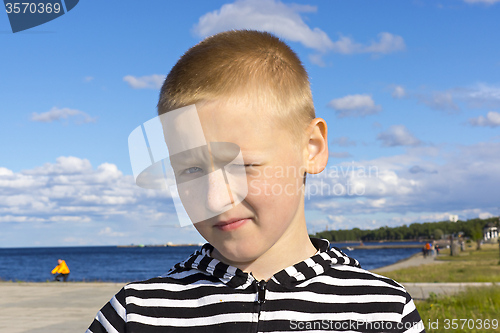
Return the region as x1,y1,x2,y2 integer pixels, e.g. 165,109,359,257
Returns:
5,2,61,14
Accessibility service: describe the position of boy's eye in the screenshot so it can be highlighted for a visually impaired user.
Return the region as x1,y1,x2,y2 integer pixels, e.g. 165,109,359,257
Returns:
226,164,258,174
183,167,203,174
229,164,254,169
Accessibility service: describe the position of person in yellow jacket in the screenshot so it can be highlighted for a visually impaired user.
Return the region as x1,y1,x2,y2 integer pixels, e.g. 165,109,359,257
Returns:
51,259,70,282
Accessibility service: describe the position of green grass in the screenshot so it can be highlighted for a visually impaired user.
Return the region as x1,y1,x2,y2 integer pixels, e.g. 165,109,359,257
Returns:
416,286,500,333
382,244,500,283
379,244,500,331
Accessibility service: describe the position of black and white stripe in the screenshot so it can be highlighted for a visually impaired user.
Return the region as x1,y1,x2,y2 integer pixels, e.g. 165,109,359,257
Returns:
86,238,425,333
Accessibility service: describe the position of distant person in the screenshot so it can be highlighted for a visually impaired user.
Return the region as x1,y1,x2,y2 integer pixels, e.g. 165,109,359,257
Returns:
425,242,431,258
51,259,70,282
435,244,440,254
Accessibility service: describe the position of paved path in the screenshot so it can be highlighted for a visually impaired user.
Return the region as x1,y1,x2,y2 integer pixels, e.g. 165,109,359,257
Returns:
401,282,497,300
0,282,122,333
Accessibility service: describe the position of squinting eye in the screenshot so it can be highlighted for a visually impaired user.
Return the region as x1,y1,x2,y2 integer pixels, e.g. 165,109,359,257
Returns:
184,167,203,174
227,164,256,173
229,164,251,169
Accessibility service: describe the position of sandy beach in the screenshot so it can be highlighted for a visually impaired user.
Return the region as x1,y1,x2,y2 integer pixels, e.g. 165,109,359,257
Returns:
0,253,486,332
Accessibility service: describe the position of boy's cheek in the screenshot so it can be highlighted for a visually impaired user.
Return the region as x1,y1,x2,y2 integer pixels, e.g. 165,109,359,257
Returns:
248,178,303,197
248,179,261,196
248,179,268,196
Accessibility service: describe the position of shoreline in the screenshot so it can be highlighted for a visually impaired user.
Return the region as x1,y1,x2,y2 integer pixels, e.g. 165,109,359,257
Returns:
343,244,423,249
371,251,443,273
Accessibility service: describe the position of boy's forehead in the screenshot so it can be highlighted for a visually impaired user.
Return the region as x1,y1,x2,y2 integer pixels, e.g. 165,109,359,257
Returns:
196,98,275,136
161,105,207,156
161,103,249,154
162,100,292,159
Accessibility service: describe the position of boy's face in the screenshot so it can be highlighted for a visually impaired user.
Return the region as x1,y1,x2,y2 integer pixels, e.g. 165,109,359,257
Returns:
190,98,309,264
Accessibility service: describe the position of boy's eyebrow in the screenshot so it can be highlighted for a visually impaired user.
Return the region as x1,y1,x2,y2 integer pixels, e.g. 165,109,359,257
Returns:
208,142,241,161
208,142,268,161
238,149,267,159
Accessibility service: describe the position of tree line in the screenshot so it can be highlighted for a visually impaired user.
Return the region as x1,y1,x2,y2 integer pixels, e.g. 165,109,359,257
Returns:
312,217,499,242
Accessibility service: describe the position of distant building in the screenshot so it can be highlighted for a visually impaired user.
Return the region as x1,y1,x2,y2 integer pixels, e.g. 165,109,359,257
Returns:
449,215,459,222
483,222,498,243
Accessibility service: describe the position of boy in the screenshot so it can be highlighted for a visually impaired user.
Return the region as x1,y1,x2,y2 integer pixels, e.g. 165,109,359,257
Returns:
87,30,425,333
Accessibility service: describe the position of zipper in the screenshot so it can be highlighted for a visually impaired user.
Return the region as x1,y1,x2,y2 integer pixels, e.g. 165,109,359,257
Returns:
252,279,267,333
257,280,267,304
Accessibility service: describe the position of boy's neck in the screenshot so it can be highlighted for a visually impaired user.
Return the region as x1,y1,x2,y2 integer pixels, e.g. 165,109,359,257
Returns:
210,219,318,282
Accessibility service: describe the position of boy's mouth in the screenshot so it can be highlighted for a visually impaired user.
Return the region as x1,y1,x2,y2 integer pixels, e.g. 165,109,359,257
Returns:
213,218,250,231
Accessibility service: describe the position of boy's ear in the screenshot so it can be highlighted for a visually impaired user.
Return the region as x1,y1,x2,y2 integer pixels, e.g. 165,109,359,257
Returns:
304,118,328,175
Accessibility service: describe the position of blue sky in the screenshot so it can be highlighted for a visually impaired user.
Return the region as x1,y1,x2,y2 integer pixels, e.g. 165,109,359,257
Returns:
1,0,500,247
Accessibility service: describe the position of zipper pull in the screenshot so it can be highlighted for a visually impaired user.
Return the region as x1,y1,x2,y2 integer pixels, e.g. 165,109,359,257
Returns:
257,280,266,304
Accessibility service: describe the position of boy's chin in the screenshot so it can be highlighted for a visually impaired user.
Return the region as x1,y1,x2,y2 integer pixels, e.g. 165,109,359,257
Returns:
212,240,269,265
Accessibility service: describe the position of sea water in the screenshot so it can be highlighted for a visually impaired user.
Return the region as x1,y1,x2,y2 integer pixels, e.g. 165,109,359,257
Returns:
0,243,422,282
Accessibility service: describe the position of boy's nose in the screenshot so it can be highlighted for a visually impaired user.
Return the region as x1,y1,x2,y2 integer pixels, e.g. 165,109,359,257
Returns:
205,169,235,213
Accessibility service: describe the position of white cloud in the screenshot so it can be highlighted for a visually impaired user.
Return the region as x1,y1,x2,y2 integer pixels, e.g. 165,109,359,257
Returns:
325,215,348,231
377,125,421,147
50,216,92,222
463,0,500,4
363,32,406,54
305,142,500,228
328,33,405,55
0,156,176,225
30,107,97,124
455,83,500,109
0,167,14,176
84,76,94,82
370,198,386,208
408,165,438,174
98,226,126,237
329,152,352,158
479,212,494,219
308,53,326,67
24,156,93,175
327,94,382,118
123,74,165,90
468,111,500,128
402,83,500,112
193,0,405,57
330,136,357,147
0,215,45,223
328,36,358,54
418,91,460,112
193,0,334,52
391,85,407,99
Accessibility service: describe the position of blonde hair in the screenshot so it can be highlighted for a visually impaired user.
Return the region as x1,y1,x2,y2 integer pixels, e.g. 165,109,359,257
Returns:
158,30,315,140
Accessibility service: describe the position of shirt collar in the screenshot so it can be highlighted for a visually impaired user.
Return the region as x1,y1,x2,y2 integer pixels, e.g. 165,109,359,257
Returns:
168,238,361,288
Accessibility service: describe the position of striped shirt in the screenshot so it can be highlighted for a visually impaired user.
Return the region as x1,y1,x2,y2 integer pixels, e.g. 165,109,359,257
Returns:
86,238,425,333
